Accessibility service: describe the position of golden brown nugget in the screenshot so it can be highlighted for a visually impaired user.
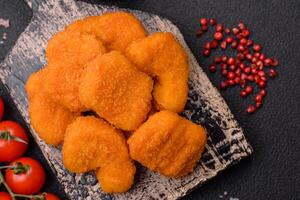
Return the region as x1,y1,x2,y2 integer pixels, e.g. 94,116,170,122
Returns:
45,30,107,112
62,116,136,193
126,32,189,113
25,68,78,146
79,51,153,131
67,11,147,53
46,30,106,66
128,110,207,177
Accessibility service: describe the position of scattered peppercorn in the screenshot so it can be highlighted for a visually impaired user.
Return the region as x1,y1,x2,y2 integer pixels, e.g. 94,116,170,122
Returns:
196,18,279,114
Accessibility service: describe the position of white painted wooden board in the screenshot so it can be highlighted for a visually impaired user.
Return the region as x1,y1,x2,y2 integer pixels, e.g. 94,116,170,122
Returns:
0,0,253,199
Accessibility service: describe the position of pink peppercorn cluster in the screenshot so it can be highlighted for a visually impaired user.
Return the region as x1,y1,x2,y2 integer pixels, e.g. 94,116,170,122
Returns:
196,18,279,114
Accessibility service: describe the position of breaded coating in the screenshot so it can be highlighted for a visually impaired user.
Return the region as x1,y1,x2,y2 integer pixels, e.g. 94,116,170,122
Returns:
62,116,135,193
67,11,147,53
79,51,153,131
47,30,106,66
128,110,207,177
25,68,78,146
45,30,107,112
126,32,189,113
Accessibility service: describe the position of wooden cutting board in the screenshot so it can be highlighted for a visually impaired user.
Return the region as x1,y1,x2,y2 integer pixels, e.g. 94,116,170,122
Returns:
0,0,253,199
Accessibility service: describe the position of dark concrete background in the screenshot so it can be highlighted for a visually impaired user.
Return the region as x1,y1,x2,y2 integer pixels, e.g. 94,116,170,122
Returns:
0,0,299,199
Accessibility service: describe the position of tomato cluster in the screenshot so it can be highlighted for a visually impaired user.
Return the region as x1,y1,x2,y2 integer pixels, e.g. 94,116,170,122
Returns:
0,97,60,200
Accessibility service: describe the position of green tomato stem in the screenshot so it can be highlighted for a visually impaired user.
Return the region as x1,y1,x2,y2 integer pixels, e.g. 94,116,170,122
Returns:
0,171,16,200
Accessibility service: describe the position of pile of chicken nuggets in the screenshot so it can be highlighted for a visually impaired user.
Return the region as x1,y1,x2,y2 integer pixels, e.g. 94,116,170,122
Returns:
25,11,207,193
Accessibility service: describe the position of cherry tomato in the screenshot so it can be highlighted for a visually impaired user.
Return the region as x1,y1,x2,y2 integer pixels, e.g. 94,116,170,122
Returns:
5,157,46,195
0,192,12,200
43,193,60,200
0,97,4,120
0,121,29,162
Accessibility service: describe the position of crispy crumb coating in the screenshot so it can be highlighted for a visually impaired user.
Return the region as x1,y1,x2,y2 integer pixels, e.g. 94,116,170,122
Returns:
25,68,78,146
45,30,107,112
67,11,147,53
128,110,207,177
79,51,153,131
126,32,189,113
62,116,135,193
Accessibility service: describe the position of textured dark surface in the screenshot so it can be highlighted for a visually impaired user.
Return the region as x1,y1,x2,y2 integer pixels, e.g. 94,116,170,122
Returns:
0,0,299,199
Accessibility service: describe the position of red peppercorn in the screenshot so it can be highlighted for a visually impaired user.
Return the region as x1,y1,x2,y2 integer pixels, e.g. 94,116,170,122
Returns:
256,102,262,108
200,18,208,26
271,58,279,66
237,53,245,60
255,94,263,102
246,54,253,60
238,22,246,30
227,80,235,86
253,44,261,51
244,67,251,74
258,80,266,88
230,65,236,71
239,63,246,69
247,105,256,114
234,77,241,84
204,42,211,49
236,33,244,39
240,90,247,97
210,40,219,49
235,68,242,76
201,25,208,32
251,68,258,74
221,69,228,76
214,32,223,40
264,58,272,66
260,76,267,82
248,75,254,81
237,45,245,52
226,37,234,43
221,63,227,70
232,27,239,35
246,39,253,46
222,55,228,62
259,53,265,61
240,38,248,45
256,61,263,69
203,49,211,57
231,41,238,48
227,72,236,79
260,89,266,96
227,57,235,65
216,24,223,32
258,70,265,77
269,69,277,77
245,85,253,94
225,28,231,34
219,81,227,89
214,56,222,63
243,49,250,55
209,18,217,26
221,41,227,49
241,29,250,38
209,64,217,73
254,75,260,83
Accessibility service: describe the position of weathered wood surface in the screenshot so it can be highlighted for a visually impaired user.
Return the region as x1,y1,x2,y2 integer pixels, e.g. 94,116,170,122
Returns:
0,0,253,199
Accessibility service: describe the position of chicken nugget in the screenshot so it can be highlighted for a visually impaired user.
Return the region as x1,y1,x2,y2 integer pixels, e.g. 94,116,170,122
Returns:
126,32,189,113
62,116,135,193
46,30,106,66
67,11,147,53
128,110,207,177
25,68,78,146
79,51,153,131
45,30,107,112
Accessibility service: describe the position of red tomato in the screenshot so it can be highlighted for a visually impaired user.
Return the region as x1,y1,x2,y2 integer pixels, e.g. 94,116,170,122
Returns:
0,192,12,200
0,97,4,120
43,193,60,200
5,157,46,195
0,121,29,162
